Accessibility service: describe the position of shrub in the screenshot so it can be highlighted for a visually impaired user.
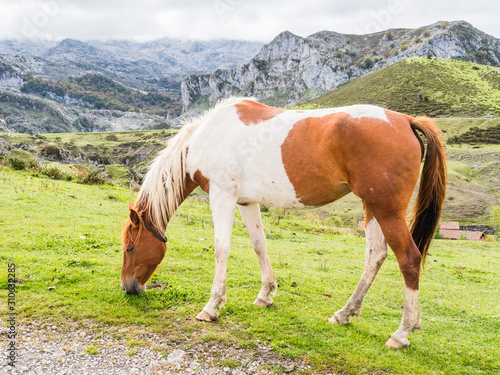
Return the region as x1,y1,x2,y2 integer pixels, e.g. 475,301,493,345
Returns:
105,134,118,141
325,215,344,227
363,58,374,69
42,165,73,181
8,157,26,170
26,159,43,172
490,206,500,231
77,165,107,185
434,224,444,239
40,144,60,156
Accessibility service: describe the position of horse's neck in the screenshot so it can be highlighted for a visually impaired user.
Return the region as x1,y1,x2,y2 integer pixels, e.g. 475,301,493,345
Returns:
138,174,198,231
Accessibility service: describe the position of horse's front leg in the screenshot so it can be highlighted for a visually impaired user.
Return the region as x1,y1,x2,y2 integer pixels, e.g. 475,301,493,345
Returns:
237,203,277,307
196,189,237,322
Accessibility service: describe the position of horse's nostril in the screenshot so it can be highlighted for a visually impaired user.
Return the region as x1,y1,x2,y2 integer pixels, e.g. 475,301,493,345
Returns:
121,285,126,292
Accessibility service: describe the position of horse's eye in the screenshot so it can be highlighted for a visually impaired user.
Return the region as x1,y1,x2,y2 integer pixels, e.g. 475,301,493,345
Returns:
126,246,135,252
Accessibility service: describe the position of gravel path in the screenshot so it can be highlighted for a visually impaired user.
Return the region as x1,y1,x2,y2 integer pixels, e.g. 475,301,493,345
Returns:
1,321,319,375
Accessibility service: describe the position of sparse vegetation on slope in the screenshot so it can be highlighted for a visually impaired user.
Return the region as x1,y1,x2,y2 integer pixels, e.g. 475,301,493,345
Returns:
300,57,500,117
0,129,177,185
20,73,182,116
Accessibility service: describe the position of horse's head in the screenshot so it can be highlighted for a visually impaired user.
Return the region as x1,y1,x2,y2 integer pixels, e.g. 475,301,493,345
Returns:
121,203,166,294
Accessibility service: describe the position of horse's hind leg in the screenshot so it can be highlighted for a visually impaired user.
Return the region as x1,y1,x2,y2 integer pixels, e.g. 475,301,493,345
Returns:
375,214,422,348
330,209,387,324
196,189,237,322
237,203,277,306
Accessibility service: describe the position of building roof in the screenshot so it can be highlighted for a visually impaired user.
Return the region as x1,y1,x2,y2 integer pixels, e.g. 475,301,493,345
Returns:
439,229,485,240
440,221,460,230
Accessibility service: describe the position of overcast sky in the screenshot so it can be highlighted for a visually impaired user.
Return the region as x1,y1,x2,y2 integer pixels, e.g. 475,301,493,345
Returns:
1,0,499,42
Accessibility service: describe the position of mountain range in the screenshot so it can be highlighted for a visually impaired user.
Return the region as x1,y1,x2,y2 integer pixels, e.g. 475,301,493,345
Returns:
0,20,499,133
0,38,264,89
181,20,500,110
0,37,263,133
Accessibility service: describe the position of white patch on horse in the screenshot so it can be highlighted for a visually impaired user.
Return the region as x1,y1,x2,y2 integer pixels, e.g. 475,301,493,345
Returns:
386,286,421,348
186,105,305,208
299,104,389,122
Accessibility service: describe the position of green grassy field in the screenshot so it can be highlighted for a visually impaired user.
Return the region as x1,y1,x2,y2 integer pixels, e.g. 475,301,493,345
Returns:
0,166,498,374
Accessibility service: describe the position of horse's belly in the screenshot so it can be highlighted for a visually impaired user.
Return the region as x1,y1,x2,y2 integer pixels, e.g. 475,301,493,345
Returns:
237,178,305,209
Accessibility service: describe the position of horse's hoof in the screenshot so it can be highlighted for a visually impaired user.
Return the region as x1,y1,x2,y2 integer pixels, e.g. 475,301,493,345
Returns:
329,312,350,325
253,297,273,307
195,310,217,322
385,335,410,348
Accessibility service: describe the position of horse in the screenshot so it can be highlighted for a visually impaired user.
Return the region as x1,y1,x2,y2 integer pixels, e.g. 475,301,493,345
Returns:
120,97,447,348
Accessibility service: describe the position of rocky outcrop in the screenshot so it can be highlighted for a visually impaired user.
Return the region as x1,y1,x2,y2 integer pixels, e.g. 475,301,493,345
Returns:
181,20,500,110
0,86,167,133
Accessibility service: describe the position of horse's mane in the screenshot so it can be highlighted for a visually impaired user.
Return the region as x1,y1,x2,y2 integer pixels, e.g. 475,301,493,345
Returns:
137,97,252,232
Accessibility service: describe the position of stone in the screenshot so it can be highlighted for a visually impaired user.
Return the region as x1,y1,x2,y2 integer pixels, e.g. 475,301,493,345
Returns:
53,349,66,358
148,360,161,372
167,349,186,364
189,360,200,369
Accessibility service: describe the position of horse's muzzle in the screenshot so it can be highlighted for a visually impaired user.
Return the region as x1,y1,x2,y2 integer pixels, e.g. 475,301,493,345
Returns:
121,278,145,294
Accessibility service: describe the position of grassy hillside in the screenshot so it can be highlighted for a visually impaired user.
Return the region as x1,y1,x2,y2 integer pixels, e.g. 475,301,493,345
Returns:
299,57,500,118
0,166,498,374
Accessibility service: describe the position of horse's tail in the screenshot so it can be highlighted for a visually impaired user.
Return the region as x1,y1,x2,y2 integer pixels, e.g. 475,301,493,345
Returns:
409,117,447,268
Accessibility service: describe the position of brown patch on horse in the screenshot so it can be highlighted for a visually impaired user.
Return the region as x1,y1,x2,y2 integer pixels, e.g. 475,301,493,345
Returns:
281,113,352,206
193,170,210,193
235,100,284,126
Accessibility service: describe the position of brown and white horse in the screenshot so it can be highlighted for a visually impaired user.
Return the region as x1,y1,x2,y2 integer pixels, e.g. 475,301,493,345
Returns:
121,98,447,348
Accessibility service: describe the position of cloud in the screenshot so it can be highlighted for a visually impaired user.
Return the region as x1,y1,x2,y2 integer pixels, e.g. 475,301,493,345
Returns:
0,0,498,42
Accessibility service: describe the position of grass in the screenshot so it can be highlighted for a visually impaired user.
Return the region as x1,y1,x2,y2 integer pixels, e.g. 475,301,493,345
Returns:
0,166,498,374
297,57,500,118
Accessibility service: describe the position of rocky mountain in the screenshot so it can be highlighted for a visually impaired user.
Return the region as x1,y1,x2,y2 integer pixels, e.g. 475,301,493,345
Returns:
181,20,500,110
0,85,168,134
0,38,264,90
0,37,263,133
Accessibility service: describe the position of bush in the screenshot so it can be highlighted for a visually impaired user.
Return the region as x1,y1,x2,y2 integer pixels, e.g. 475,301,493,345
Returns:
43,165,72,181
105,134,118,141
363,58,374,69
40,144,60,156
434,224,445,239
8,157,26,170
490,206,500,232
76,165,107,185
325,215,344,227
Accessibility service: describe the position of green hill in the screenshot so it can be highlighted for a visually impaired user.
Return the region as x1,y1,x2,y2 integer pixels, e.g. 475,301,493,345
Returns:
300,57,500,118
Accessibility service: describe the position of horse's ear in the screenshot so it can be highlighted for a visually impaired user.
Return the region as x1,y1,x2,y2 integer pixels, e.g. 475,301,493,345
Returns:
129,205,141,227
